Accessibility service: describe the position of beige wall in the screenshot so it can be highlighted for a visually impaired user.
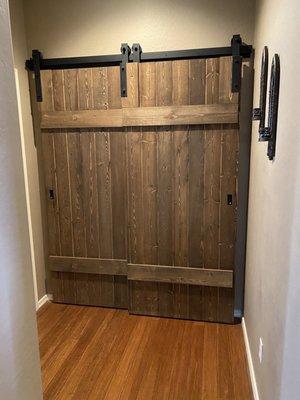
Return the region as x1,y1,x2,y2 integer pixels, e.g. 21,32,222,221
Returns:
245,0,300,398
23,0,254,57
0,0,42,397
9,0,46,303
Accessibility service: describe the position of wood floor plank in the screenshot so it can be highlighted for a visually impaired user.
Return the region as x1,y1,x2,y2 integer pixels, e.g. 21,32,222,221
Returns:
38,303,253,400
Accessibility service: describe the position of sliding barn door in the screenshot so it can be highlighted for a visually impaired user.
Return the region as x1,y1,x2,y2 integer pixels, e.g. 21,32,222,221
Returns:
39,67,128,308
127,58,238,323
33,56,239,323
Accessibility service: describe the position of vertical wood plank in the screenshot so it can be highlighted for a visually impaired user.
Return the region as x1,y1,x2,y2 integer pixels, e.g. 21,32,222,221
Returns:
41,132,61,256
52,69,77,303
129,62,159,315
76,68,101,305
63,69,78,111
188,59,206,320
203,58,220,321
40,71,61,299
218,57,239,323
156,61,174,316
96,130,113,258
107,66,122,109
40,70,54,112
219,57,239,104
172,60,189,318
108,66,128,307
66,132,86,257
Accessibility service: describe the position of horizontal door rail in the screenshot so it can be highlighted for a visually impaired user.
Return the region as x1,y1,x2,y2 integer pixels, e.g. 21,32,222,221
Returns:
128,264,233,288
41,104,238,129
49,256,127,276
26,35,252,101
49,256,233,288
26,44,252,71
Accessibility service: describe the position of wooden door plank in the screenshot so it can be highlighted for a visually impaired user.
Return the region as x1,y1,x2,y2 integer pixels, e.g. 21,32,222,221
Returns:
75,68,101,305
41,132,61,256
49,256,127,275
203,58,221,322
95,130,113,258
40,103,238,129
107,65,128,307
67,132,86,257
128,62,159,316
188,59,206,320
156,61,175,317
128,264,233,288
217,57,239,323
110,128,128,308
172,60,189,318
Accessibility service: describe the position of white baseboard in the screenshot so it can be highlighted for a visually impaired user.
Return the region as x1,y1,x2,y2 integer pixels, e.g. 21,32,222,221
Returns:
36,294,52,311
242,317,260,400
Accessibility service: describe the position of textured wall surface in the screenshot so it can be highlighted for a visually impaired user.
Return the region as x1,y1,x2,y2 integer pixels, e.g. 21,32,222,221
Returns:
0,0,42,398
244,0,300,398
9,0,46,303
23,0,254,57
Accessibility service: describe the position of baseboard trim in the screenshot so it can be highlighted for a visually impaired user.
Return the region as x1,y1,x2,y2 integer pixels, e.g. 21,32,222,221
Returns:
242,317,260,400
36,294,52,311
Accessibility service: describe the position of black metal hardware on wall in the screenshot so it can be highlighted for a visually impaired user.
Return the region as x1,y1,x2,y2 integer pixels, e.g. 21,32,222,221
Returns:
253,47,269,141
267,54,280,160
25,35,252,101
253,48,280,160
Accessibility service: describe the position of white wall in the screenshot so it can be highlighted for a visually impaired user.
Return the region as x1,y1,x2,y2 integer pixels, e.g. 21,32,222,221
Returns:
244,0,300,398
0,0,42,398
9,0,46,305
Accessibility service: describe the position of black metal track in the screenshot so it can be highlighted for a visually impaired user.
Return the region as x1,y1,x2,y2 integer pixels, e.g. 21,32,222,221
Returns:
25,44,252,71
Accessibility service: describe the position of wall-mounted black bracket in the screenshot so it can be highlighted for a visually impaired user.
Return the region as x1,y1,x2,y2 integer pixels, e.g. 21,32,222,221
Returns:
120,43,131,97
131,43,142,62
253,49,280,160
231,34,243,93
32,49,43,102
267,54,280,160
252,47,269,141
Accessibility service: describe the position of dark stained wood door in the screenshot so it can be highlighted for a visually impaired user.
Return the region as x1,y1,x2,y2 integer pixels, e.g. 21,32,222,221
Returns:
127,57,238,323
33,57,239,323
39,66,128,308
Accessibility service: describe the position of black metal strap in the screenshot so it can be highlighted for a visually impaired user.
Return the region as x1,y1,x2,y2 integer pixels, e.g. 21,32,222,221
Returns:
120,44,131,98
231,34,242,93
32,49,43,102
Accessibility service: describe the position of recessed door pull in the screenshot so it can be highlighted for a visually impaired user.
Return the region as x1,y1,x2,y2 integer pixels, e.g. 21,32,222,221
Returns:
49,189,55,200
227,194,233,205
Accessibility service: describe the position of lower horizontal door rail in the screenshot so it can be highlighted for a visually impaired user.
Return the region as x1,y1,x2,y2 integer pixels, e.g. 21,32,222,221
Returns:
49,256,233,288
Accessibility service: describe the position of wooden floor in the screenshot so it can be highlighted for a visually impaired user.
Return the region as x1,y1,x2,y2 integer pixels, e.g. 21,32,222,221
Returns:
37,302,252,400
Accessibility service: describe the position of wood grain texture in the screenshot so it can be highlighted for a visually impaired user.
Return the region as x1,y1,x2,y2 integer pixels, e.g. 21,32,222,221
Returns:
40,65,128,308
41,103,238,128
38,302,253,400
38,55,240,322
49,256,127,275
128,264,233,288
